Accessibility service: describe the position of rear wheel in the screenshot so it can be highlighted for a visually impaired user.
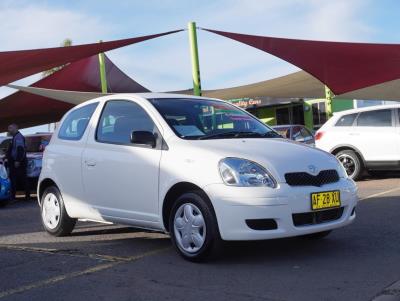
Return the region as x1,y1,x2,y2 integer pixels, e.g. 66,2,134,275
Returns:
41,186,76,236
169,191,222,262
336,150,363,180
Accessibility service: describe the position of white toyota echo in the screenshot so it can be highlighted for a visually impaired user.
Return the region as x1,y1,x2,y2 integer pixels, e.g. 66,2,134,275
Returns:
38,93,358,261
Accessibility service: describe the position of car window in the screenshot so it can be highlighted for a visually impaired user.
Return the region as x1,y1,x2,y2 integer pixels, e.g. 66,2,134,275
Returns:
335,113,357,126
0,139,11,156
300,128,313,140
96,100,158,145
58,103,98,141
292,127,302,141
25,135,52,152
274,127,290,138
356,109,392,127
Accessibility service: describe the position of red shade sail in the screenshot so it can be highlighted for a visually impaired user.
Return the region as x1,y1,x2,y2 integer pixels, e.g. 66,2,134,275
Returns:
0,29,182,87
202,28,400,95
0,54,149,131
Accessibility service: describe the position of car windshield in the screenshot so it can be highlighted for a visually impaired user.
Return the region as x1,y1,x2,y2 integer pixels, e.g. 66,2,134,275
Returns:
148,98,280,140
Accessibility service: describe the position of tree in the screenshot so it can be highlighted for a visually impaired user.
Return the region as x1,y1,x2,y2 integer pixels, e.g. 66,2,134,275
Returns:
41,38,72,78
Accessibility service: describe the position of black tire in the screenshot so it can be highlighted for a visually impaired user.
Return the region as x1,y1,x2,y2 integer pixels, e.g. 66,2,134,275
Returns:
336,150,363,181
302,230,332,240
40,186,76,236
0,200,9,208
169,191,223,262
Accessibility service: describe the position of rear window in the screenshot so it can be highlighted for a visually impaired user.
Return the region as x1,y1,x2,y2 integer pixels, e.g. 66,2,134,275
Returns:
356,109,392,127
335,113,357,127
274,127,290,138
25,135,52,152
58,103,98,140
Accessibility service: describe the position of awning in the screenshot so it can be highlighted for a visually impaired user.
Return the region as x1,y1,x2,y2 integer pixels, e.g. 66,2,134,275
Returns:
200,71,400,101
202,28,400,95
202,71,325,99
0,29,182,86
0,54,149,131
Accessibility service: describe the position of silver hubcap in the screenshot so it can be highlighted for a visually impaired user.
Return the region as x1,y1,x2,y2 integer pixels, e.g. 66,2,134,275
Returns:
173,203,206,254
337,154,357,178
42,193,61,230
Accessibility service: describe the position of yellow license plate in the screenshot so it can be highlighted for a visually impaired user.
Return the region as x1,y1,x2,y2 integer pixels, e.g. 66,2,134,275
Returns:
311,190,341,211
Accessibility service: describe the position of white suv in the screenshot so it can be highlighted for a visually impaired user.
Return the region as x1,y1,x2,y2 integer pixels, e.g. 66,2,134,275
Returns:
38,93,357,261
315,104,400,180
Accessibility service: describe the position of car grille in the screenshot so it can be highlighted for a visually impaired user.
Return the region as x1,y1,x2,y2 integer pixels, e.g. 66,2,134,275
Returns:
285,169,339,187
292,207,344,227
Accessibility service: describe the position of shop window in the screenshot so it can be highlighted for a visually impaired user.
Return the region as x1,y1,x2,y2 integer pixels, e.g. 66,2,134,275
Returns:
312,102,327,129
276,107,290,125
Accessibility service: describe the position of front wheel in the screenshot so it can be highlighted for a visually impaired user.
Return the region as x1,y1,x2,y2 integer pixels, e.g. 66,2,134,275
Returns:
336,150,363,181
169,191,222,262
41,186,76,236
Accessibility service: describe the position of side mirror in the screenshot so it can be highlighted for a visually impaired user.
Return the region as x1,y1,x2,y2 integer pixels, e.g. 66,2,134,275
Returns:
130,131,157,148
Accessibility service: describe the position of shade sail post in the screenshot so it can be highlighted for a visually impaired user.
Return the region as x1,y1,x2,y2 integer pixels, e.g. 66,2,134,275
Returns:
188,22,202,96
325,85,334,118
98,41,108,93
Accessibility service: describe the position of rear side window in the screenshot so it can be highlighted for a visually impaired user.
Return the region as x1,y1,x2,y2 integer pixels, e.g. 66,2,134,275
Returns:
335,113,357,127
96,100,157,145
356,109,392,127
58,103,98,140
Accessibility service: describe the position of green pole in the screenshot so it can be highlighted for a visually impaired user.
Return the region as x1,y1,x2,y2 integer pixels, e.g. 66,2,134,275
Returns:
98,40,108,93
325,85,334,119
188,22,201,96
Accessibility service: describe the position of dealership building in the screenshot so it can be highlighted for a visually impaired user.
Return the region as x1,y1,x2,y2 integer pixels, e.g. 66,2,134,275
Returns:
227,96,396,131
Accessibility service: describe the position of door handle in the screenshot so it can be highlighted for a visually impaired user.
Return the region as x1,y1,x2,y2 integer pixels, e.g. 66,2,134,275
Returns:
84,160,97,167
349,133,360,136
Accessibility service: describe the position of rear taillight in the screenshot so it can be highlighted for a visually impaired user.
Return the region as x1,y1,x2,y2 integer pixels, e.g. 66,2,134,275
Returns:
315,131,324,140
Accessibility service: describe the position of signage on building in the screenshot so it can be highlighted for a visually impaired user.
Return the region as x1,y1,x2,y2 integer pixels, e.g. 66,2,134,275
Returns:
228,96,302,109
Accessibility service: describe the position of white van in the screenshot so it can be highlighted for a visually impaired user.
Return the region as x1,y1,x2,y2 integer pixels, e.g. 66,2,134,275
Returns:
38,94,358,261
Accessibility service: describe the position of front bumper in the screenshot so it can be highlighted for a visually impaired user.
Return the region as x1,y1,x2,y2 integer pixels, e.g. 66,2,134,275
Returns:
204,178,358,241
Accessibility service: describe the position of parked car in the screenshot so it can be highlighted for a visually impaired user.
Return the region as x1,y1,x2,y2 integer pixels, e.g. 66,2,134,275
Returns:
0,136,11,157
0,162,11,206
315,104,400,180
38,94,358,261
25,133,52,179
0,133,52,180
272,125,315,146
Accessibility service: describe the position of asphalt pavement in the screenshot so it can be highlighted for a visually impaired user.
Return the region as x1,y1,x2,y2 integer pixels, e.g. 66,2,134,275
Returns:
0,175,399,301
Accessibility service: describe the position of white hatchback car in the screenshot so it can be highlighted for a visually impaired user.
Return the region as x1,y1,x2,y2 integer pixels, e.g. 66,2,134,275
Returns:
38,94,358,261
315,104,400,180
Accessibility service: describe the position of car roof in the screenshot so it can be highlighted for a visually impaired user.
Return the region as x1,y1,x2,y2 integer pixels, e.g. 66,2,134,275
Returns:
74,93,223,108
333,103,400,116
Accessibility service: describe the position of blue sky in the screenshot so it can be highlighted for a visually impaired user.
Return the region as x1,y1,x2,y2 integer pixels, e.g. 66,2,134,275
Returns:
0,0,400,133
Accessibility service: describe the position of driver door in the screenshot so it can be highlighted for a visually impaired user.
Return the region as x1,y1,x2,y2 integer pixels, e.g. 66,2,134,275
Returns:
82,100,163,227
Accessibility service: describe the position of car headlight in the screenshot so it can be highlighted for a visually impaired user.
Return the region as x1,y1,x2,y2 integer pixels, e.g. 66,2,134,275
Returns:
219,158,277,188
0,164,8,180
